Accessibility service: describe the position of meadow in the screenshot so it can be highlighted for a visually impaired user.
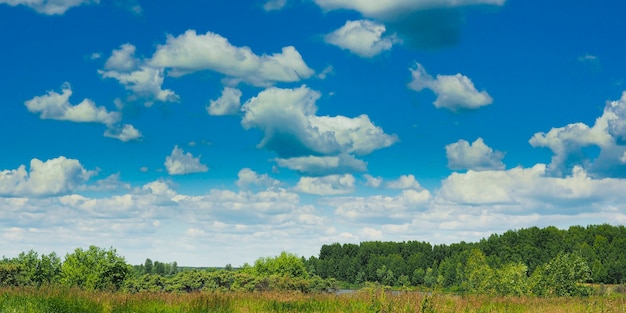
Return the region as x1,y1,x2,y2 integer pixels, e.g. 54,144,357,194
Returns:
1,286,626,313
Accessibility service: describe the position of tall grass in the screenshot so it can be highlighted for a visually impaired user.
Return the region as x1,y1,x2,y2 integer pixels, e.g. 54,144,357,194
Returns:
1,286,625,313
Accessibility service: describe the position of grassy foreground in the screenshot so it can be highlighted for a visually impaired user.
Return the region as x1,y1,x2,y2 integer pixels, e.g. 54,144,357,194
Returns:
1,286,625,313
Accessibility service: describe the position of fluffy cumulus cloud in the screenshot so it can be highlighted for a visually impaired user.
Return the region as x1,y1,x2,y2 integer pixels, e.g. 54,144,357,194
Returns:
25,83,119,125
148,30,314,86
408,63,492,111
0,157,95,197
294,174,355,195
345,165,626,242
363,174,382,187
325,20,397,57
314,0,505,49
103,43,139,72
236,168,279,189
241,85,397,174
101,31,314,104
436,164,626,213
386,174,422,190
164,146,209,175
207,87,241,116
446,138,505,171
25,83,142,142
529,91,626,176
99,44,180,106
104,124,142,142
0,0,99,15
607,92,626,139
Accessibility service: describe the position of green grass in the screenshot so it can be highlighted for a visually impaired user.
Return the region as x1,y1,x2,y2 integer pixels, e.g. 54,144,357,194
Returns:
1,286,625,313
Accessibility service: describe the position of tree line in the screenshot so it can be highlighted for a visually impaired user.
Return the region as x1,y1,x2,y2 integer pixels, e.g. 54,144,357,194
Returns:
0,247,335,293
304,224,626,296
1,224,624,296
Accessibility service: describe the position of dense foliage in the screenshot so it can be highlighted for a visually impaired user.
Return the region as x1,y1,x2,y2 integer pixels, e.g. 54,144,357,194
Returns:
1,224,625,297
0,246,336,293
306,224,626,295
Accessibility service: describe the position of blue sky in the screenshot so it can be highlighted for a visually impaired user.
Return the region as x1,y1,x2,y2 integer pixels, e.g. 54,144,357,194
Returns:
1,0,626,266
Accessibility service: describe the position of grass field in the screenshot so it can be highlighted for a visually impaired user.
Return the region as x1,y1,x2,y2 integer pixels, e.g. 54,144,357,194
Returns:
1,286,625,313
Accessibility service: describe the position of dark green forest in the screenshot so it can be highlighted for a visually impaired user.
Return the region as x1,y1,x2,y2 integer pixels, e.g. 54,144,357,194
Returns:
305,224,626,296
2,224,625,297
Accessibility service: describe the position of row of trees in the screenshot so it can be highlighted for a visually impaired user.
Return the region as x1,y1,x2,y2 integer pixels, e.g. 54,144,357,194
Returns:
127,251,335,293
0,246,130,290
305,224,626,295
0,247,336,293
2,224,624,296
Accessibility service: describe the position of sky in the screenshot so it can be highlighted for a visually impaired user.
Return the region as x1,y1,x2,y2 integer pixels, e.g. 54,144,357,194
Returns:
1,0,626,267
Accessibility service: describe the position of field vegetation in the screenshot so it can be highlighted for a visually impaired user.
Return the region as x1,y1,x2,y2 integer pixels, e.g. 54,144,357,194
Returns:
1,285,626,313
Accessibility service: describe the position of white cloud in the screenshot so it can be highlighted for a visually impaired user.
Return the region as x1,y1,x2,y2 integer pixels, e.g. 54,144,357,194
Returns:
0,0,99,15
5,163,626,267
25,83,120,125
236,168,279,189
275,154,367,176
446,138,505,171
386,174,422,190
99,44,180,106
263,0,286,11
408,63,492,111
294,174,355,195
148,30,314,86
363,174,382,187
24,84,140,143
529,92,626,175
327,189,431,221
104,43,138,72
317,65,334,80
0,157,95,197
207,87,241,116
325,20,397,57
242,85,397,159
164,146,209,175
314,0,505,18
85,173,131,192
436,164,626,212
104,124,142,142
101,31,314,103
359,227,383,240
242,86,396,174
605,91,626,139
315,0,505,50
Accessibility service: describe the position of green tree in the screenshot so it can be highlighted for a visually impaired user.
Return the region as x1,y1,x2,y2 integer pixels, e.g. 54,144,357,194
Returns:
10,250,61,286
0,263,21,286
530,252,592,297
61,246,130,290
250,251,309,278
375,265,395,286
423,267,437,287
492,262,528,296
463,249,493,294
144,258,153,274
412,268,425,285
